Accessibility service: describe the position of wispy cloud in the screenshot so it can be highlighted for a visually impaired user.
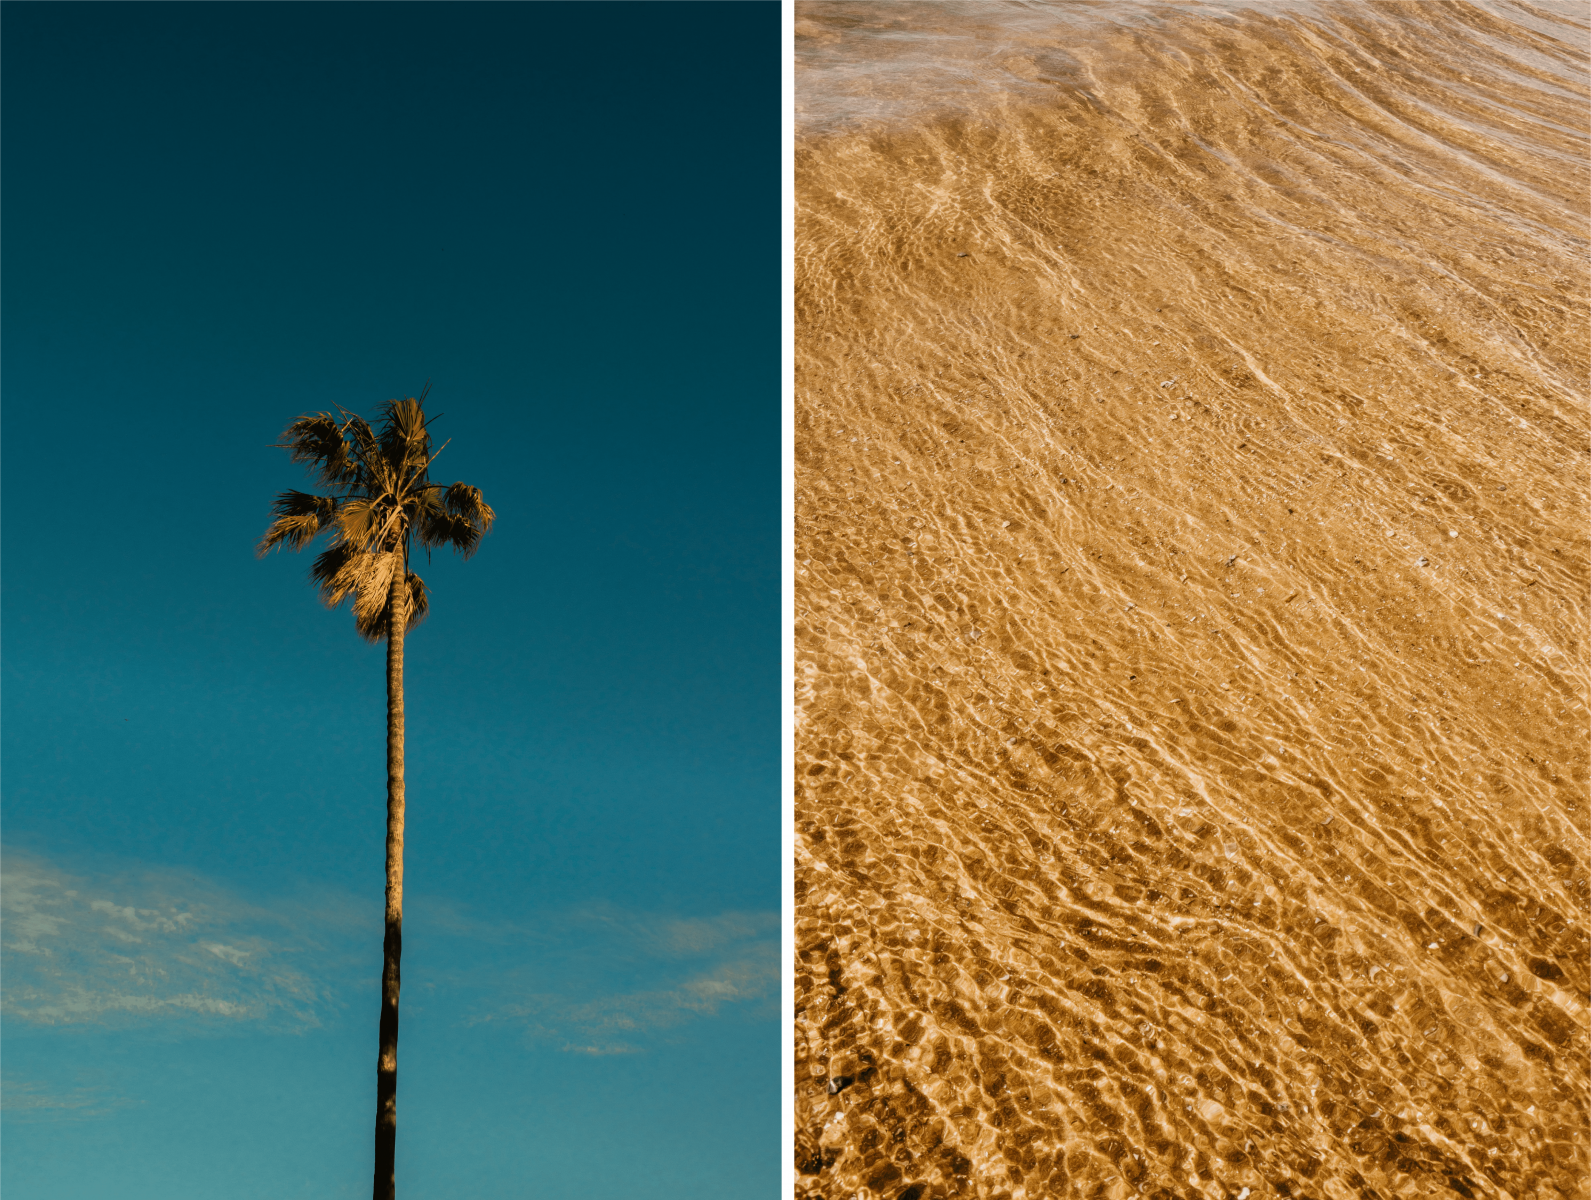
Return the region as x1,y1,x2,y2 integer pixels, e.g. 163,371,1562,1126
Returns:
1,849,352,1029
570,905,777,956
466,906,778,1054
653,911,780,957
0,1076,131,1123
546,943,775,1037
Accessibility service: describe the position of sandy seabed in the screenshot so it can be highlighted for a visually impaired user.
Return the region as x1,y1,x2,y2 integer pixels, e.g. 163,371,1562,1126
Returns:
794,3,1589,1198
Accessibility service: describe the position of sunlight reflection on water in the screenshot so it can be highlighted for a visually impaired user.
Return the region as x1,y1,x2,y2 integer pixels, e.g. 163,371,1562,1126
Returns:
795,0,1588,1195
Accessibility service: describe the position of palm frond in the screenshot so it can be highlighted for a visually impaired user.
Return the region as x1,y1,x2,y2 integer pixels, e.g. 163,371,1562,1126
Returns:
269,489,339,519
418,509,480,557
257,491,338,555
258,514,325,555
343,415,388,493
278,416,356,486
378,398,432,487
443,482,495,532
309,543,358,607
412,485,447,550
404,572,429,632
310,543,387,611
418,482,495,558
352,566,428,642
333,496,380,550
349,552,402,639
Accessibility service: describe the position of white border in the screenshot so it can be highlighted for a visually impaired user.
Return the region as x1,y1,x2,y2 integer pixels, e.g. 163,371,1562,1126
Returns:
780,0,796,1195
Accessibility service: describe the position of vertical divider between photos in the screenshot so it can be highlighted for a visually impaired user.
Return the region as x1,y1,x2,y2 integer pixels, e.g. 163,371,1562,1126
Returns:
780,0,798,1195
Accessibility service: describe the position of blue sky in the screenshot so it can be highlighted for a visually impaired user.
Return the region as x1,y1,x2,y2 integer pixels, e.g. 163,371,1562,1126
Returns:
1,4,780,1196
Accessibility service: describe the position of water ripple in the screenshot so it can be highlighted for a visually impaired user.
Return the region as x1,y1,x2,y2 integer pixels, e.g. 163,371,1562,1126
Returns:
796,1,1587,1197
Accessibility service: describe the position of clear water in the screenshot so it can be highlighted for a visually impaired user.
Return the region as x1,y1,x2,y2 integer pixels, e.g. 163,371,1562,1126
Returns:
795,2,1588,1197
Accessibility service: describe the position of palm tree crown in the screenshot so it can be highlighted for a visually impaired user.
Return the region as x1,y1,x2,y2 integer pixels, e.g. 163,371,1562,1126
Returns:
257,388,495,633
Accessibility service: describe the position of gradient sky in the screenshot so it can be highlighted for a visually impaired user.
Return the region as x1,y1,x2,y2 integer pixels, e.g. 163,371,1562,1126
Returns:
1,4,779,1196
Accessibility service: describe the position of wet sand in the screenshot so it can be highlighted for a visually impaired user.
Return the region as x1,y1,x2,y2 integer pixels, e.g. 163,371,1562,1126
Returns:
794,3,1588,1198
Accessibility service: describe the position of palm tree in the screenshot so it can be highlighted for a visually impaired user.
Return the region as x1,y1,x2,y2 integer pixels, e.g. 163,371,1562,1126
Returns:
257,388,493,1200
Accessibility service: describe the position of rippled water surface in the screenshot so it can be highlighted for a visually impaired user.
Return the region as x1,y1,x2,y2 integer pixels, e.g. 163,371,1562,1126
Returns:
793,3,1589,1198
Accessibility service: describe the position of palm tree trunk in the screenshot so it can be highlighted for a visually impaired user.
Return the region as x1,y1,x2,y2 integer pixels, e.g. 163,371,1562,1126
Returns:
373,566,406,1200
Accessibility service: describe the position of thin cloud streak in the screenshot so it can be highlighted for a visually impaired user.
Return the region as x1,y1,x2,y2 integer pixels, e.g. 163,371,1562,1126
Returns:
472,913,779,1055
1,848,342,1029
0,1077,131,1123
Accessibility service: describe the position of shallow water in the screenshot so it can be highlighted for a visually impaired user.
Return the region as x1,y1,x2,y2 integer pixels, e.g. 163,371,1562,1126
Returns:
793,3,1589,1198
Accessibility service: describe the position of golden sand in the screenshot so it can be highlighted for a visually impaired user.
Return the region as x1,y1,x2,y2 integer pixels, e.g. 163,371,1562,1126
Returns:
794,3,1588,1197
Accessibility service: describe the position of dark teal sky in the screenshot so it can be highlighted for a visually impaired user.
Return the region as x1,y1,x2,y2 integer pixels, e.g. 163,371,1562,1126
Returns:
1,3,780,1196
